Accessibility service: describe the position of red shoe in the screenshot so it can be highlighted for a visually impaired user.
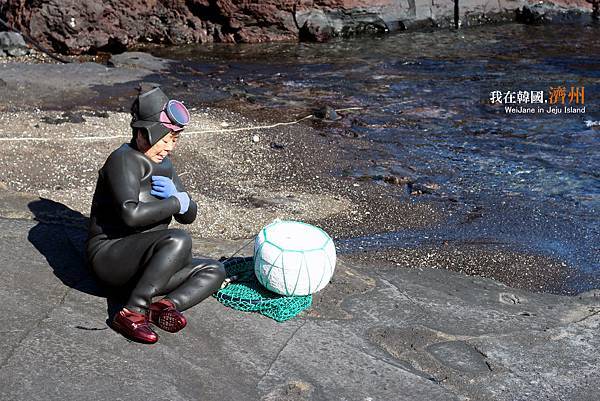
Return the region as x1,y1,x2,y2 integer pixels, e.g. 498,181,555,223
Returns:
112,308,158,344
148,298,187,333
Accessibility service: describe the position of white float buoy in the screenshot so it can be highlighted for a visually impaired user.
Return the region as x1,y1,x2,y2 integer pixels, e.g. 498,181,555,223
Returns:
254,220,336,296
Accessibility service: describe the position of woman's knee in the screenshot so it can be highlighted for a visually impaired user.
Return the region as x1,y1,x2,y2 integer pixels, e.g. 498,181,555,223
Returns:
191,260,226,283
158,229,192,254
212,261,226,283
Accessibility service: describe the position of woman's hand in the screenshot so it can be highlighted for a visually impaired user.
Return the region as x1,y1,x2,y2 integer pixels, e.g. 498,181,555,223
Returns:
151,175,190,214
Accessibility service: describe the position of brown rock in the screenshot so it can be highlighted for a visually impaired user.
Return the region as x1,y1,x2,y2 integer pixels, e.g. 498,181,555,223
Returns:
0,0,593,54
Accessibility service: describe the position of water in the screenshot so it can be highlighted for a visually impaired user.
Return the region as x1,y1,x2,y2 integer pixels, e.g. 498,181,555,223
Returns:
150,23,600,293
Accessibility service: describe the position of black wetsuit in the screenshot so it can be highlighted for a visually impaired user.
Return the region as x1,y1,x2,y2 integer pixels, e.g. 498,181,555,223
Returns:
86,142,225,312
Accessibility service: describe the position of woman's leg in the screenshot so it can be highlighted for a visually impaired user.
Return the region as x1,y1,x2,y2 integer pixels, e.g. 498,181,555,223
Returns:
90,228,192,312
157,258,226,311
126,230,192,311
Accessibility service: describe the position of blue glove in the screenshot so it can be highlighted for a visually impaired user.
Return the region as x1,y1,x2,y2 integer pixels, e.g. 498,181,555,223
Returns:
151,175,190,214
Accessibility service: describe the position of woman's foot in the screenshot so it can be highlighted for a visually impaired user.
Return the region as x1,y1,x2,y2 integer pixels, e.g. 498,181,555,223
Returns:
148,298,187,333
112,308,158,344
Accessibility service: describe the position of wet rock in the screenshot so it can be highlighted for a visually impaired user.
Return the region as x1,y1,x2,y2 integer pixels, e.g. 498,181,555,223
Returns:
516,3,593,25
313,105,340,121
0,49,5,57
590,0,600,19
298,9,388,42
364,173,415,186
383,175,414,186
298,10,335,42
516,5,550,24
408,182,440,195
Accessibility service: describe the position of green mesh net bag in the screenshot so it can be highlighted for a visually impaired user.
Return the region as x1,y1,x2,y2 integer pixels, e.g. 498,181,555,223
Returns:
213,257,312,322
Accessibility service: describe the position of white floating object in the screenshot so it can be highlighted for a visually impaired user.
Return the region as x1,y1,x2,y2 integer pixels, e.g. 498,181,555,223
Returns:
252,134,260,143
254,220,336,296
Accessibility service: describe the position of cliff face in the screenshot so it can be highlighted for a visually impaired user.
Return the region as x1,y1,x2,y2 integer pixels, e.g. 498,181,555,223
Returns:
0,0,594,54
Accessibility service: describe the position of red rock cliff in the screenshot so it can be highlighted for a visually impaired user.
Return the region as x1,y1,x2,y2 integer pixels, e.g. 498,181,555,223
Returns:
0,0,594,54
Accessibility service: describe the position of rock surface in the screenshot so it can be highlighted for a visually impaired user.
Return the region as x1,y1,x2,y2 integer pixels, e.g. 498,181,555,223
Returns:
0,31,29,57
0,0,594,54
0,56,598,399
0,199,598,401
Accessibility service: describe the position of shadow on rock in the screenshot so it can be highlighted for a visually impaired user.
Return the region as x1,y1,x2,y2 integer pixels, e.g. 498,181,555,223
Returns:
26,198,129,321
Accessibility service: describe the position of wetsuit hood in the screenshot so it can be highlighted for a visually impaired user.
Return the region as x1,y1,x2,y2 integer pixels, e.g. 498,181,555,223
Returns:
130,87,171,145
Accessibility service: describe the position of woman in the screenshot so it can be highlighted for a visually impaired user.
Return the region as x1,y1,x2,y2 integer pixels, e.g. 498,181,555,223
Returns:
86,86,226,344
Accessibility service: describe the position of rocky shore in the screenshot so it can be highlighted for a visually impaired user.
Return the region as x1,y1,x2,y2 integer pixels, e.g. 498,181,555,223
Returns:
0,202,597,401
1,45,598,297
13,100,575,295
0,40,598,400
0,0,596,55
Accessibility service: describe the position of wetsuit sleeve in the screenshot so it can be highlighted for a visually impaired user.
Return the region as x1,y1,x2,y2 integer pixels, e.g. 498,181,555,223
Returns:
172,169,197,224
104,151,180,228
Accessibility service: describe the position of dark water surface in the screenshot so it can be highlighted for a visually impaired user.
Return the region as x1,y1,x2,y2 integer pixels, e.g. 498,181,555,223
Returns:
151,23,599,294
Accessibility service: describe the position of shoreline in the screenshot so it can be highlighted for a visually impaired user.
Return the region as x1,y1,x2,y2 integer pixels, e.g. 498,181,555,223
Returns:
0,51,597,296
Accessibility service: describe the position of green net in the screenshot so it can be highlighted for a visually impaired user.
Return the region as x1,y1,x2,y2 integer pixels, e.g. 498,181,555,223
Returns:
213,257,312,322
